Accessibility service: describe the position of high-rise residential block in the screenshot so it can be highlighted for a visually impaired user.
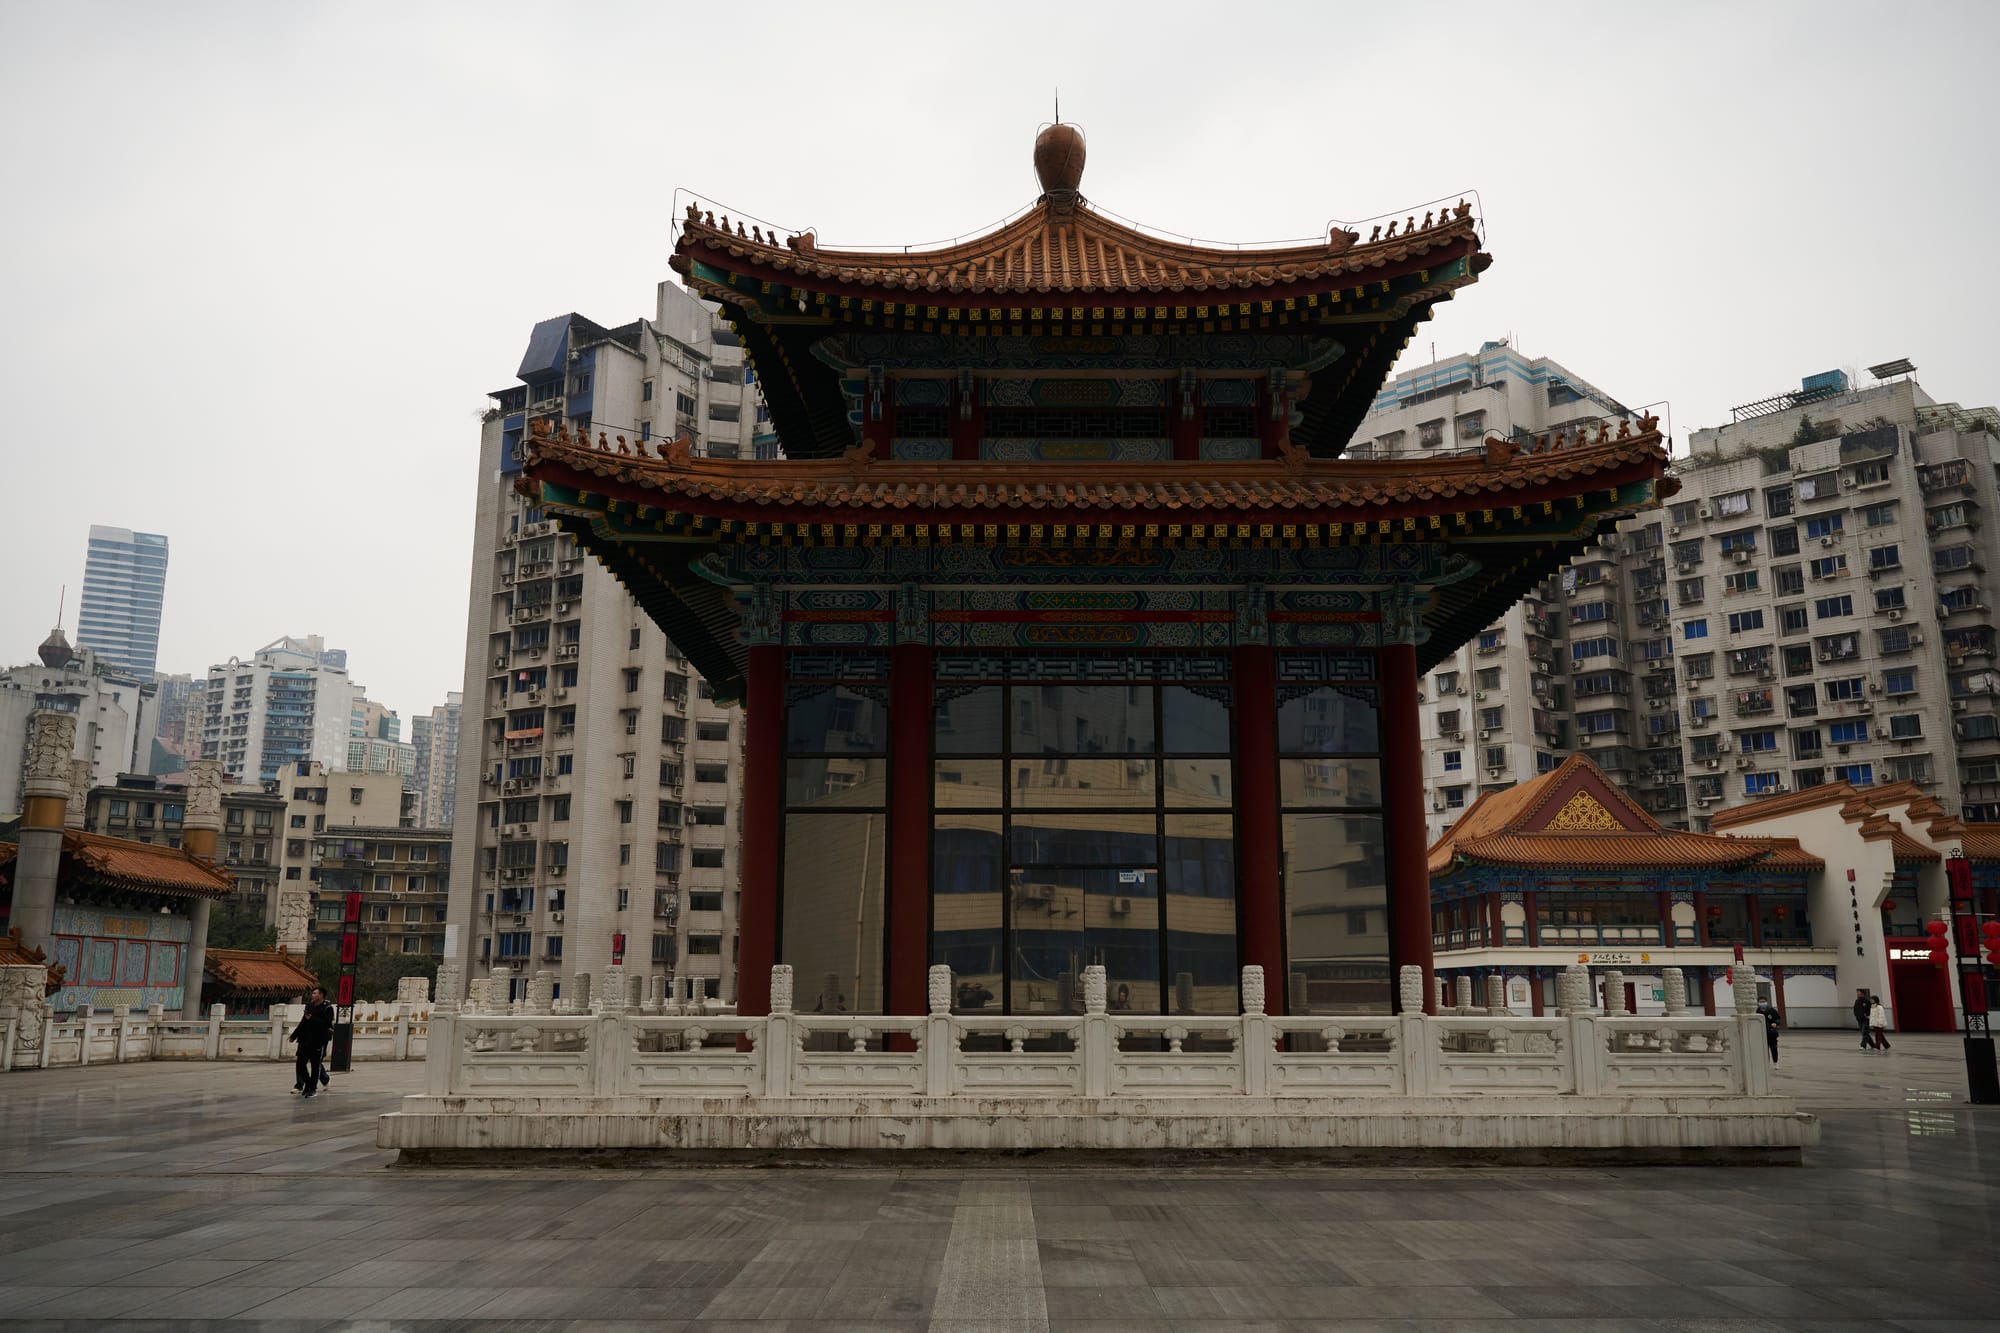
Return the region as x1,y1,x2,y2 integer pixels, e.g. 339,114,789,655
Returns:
200,635,360,784
448,286,755,1004
411,691,461,830
1354,343,1646,841
76,525,170,681
1643,370,2000,826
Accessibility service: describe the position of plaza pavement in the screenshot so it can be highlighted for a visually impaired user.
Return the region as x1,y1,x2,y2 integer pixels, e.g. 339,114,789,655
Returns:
0,1031,1995,1331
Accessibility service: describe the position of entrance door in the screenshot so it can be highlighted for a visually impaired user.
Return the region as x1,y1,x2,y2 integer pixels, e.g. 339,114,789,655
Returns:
1009,865,1159,1014
1889,956,1956,1031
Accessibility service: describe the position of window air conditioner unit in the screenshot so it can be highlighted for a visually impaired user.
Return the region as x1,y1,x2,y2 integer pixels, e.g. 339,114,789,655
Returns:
1479,729,1491,740
1487,766,1503,777
1023,883,1055,901
1910,632,1925,646
1732,551,1749,564
1954,700,1968,712
1821,536,1835,548
549,864,565,876
1432,800,1445,812
1888,609,1903,621
1580,734,1594,746
1819,652,1834,662
494,656,508,669
1697,506,1713,520
1868,682,1883,693
557,602,570,613
1842,476,1857,488
502,779,519,794
1693,716,1710,728
1668,525,1681,536
1858,702,1873,713
1736,758,1753,770
1445,730,1462,741
1475,692,1488,701
1706,757,1720,768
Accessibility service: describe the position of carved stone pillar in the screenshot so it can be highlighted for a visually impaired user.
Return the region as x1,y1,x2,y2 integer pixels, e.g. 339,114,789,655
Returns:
64,759,92,831
1560,964,1592,1015
1661,967,1688,1016
13,711,76,955
526,970,554,1015
0,964,50,1069
1602,970,1627,1016
1485,972,1507,1015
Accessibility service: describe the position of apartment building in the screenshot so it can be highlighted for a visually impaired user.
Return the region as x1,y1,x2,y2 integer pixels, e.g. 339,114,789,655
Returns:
448,283,753,1003
200,635,359,784
1353,343,1650,841
410,692,461,829
83,774,287,919
0,635,160,819
311,825,451,957
1643,370,2000,827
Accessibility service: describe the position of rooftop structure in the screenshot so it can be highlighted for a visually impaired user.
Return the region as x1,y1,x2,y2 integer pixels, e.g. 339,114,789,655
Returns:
76,525,169,681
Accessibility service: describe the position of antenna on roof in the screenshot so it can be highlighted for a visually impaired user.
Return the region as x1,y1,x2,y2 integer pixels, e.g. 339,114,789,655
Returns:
56,584,65,630
1054,88,1059,123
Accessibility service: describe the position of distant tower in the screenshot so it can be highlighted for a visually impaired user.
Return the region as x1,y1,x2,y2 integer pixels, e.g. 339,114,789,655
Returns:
76,525,170,680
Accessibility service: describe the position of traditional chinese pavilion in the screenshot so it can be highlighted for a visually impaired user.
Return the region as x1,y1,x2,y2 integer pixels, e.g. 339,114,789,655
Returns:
519,125,1672,1023
1427,755,1825,1018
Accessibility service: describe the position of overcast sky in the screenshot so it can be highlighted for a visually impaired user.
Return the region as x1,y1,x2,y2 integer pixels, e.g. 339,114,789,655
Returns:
3,1,1994,726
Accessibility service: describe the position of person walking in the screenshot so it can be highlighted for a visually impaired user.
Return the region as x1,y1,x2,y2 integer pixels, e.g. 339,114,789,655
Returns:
289,985,335,1097
1755,998,1782,1065
1854,988,1876,1049
1867,992,1893,1053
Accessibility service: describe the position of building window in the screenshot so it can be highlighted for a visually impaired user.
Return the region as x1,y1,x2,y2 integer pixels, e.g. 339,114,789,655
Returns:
1727,610,1764,634
624,668,640,693
616,800,632,824
1813,595,1853,620
1828,720,1869,744
1683,619,1709,641
1441,750,1461,772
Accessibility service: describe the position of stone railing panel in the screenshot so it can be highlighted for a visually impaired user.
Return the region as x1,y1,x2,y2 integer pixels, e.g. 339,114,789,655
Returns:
1266,1017,1404,1094
787,1016,927,1096
1598,1016,1757,1095
1106,1016,1244,1095
1429,1016,1573,1096
451,1014,598,1096
951,1016,1085,1096
624,1016,762,1097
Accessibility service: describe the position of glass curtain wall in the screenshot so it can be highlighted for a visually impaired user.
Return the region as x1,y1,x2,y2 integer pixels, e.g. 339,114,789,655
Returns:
1278,683,1391,1013
931,680,1237,1015
780,681,889,1014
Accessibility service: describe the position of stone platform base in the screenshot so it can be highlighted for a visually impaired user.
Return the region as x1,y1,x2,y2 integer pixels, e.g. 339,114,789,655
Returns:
379,1094,1819,1165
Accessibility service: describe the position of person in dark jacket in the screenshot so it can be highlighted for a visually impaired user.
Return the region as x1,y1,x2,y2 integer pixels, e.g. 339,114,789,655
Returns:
1854,988,1876,1049
1755,999,1782,1064
290,986,334,1097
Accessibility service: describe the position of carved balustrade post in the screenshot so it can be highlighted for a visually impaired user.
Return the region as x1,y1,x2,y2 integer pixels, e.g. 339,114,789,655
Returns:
765,964,794,1098
1661,967,1688,1016
1603,970,1627,1017
1398,965,1431,1096
1732,966,1768,1095
1241,966,1269,1096
925,965,953,1097
1081,964,1110,1098
426,1009,455,1096
1485,973,1507,1016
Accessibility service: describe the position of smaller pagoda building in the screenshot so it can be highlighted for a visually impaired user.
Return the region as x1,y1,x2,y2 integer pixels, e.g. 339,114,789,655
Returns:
0,830,233,1015
1429,756,1828,1019
519,125,1672,1022
202,946,320,1016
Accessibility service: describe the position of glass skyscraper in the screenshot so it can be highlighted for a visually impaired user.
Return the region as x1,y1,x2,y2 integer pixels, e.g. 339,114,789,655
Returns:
77,525,170,680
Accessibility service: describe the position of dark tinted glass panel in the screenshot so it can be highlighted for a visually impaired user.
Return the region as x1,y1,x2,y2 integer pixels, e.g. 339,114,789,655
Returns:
934,686,1003,754
1011,758,1155,807
1281,812,1390,1014
1010,685,1155,754
786,684,887,754
1164,813,1236,1014
1009,812,1154,865
1278,686,1379,754
934,760,1005,809
933,814,1002,1010
782,812,886,1012
1278,758,1382,808
1162,685,1231,753
1161,758,1232,808
1011,865,1159,1015
785,757,887,809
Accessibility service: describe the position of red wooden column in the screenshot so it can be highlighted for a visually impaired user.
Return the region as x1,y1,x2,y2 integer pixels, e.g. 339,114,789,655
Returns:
736,643,784,1016
887,642,933,1016
1379,640,1435,1013
1233,643,1285,1014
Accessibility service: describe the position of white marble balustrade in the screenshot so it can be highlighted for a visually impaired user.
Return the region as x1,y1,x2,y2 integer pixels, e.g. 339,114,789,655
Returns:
418,964,1772,1103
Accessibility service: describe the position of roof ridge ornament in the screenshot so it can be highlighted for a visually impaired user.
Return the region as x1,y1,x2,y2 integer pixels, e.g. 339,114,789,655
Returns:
1034,122,1086,211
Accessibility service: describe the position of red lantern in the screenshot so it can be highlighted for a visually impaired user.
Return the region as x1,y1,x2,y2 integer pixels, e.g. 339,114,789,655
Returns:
1774,905,1788,919
1982,922,2000,940
1708,904,1724,917
1926,919,1950,937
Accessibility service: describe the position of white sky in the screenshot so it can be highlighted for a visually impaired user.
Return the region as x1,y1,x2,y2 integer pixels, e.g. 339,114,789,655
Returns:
2,1,1995,726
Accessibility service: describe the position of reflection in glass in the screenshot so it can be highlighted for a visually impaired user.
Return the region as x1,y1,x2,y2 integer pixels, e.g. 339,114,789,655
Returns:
1165,814,1236,1013
1009,812,1154,866
1278,686,1379,754
782,812,886,1013
785,757,887,809
1162,685,1231,753
1010,685,1155,754
934,760,1006,809
935,686,1003,754
1278,757,1382,808
1010,865,1159,1015
933,814,1002,1009
1011,758,1155,807
786,684,888,754
1161,759,1232,808
1282,812,1390,1013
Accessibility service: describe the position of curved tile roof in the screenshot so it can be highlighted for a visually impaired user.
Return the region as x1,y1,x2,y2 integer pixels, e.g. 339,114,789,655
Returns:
205,947,319,995
675,199,1481,299
522,416,1666,523
0,832,233,900
1428,754,1820,876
